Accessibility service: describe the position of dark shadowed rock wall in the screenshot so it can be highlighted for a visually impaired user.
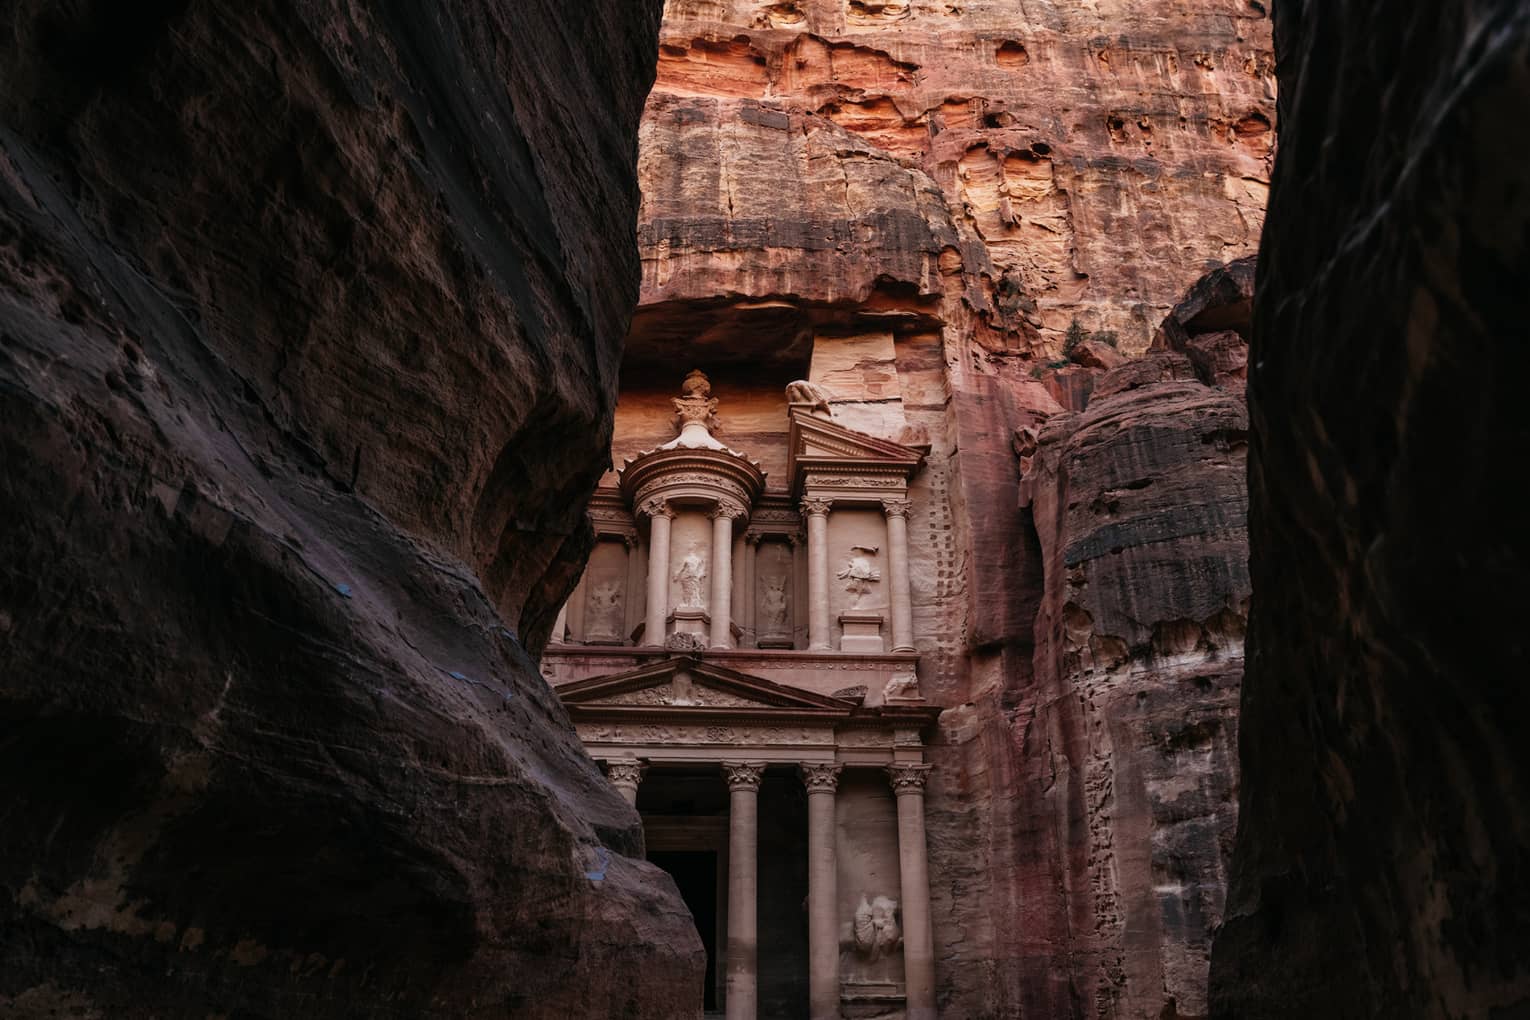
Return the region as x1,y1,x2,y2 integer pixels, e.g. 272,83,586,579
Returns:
1210,2,1530,1017
0,1,703,1016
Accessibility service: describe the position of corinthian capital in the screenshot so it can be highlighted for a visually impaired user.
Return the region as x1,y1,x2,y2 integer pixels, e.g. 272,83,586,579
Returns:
881,497,913,519
885,763,932,795
606,758,647,792
722,761,768,792
801,496,833,517
799,762,843,793
710,499,746,521
639,498,675,521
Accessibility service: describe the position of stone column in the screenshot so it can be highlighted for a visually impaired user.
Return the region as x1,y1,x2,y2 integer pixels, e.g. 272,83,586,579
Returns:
551,600,569,645
606,758,646,807
710,501,742,649
641,498,674,647
802,497,833,651
882,497,915,653
724,761,766,1020
801,762,843,1020
887,763,936,1019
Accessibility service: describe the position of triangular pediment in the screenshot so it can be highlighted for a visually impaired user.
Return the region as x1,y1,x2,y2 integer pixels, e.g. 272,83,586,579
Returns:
788,413,924,493
557,656,854,715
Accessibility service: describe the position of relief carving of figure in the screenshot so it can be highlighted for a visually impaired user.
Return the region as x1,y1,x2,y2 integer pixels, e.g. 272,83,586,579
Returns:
852,894,902,961
673,547,708,608
761,574,789,632
837,546,881,608
586,578,624,639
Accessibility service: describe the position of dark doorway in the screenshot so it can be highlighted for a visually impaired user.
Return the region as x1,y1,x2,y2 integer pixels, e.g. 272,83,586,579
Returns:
649,850,719,1011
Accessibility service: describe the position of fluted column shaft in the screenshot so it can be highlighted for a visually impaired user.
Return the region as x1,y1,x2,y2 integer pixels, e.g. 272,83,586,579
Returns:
724,762,766,1020
802,763,843,1020
710,503,741,649
889,764,936,1019
883,498,915,652
803,498,832,651
642,500,673,647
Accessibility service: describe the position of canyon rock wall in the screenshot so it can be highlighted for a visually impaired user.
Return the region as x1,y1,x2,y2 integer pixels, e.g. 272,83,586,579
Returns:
0,2,702,1016
632,2,1270,1015
638,0,1273,356
1211,2,1530,1017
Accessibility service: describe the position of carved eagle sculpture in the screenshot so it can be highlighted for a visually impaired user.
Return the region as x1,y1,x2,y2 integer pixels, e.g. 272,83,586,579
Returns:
852,894,902,962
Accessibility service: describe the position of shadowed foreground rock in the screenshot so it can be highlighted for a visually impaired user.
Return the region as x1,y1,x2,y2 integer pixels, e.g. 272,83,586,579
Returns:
0,2,703,1016
1211,2,1530,1016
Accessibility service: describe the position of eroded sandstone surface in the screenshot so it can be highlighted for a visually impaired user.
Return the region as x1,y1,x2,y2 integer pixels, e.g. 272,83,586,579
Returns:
0,2,702,1016
1211,2,1530,1016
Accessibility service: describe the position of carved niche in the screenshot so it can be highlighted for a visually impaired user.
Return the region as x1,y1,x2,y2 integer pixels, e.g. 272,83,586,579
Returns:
755,539,795,646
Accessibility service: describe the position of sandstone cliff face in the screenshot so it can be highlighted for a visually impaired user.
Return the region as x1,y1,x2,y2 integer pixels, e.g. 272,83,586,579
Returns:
1211,2,1530,1016
0,2,702,1016
1010,341,1248,1020
631,2,1270,1017
639,0,1273,355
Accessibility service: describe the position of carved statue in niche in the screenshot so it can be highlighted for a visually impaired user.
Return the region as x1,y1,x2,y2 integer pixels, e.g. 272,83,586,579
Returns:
760,574,789,632
852,894,902,961
673,546,708,608
785,379,833,417
837,546,881,608
585,575,624,641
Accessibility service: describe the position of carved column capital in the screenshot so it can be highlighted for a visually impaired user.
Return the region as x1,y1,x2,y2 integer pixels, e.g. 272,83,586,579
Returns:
881,497,913,519
639,498,675,521
801,496,834,517
800,762,843,793
710,499,746,521
885,762,932,795
722,760,768,792
606,758,647,793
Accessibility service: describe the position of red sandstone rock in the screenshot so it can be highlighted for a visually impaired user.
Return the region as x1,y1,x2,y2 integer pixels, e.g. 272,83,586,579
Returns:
1211,2,1530,1016
628,3,1271,1016
0,2,702,1016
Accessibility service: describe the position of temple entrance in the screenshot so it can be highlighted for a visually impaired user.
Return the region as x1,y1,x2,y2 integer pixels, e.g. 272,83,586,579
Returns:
638,766,810,1019
649,850,720,1011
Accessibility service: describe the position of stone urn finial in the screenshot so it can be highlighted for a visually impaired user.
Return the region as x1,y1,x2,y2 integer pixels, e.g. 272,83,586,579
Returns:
663,368,726,450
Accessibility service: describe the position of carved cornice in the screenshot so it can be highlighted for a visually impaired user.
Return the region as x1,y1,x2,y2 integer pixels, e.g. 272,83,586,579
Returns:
800,762,843,793
722,761,768,792
886,762,932,794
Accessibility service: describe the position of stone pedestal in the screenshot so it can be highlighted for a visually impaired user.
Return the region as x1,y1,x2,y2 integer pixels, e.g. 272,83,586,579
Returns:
839,612,886,654
671,607,710,641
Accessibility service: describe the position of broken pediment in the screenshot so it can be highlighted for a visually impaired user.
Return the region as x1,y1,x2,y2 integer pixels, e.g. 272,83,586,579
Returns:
787,411,925,497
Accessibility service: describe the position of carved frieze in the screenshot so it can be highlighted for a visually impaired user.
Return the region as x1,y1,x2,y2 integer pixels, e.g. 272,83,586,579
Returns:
577,722,834,748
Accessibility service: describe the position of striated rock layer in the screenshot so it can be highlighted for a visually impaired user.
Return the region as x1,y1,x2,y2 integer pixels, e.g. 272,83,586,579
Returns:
0,2,702,1016
638,0,1273,356
1211,2,1530,1017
